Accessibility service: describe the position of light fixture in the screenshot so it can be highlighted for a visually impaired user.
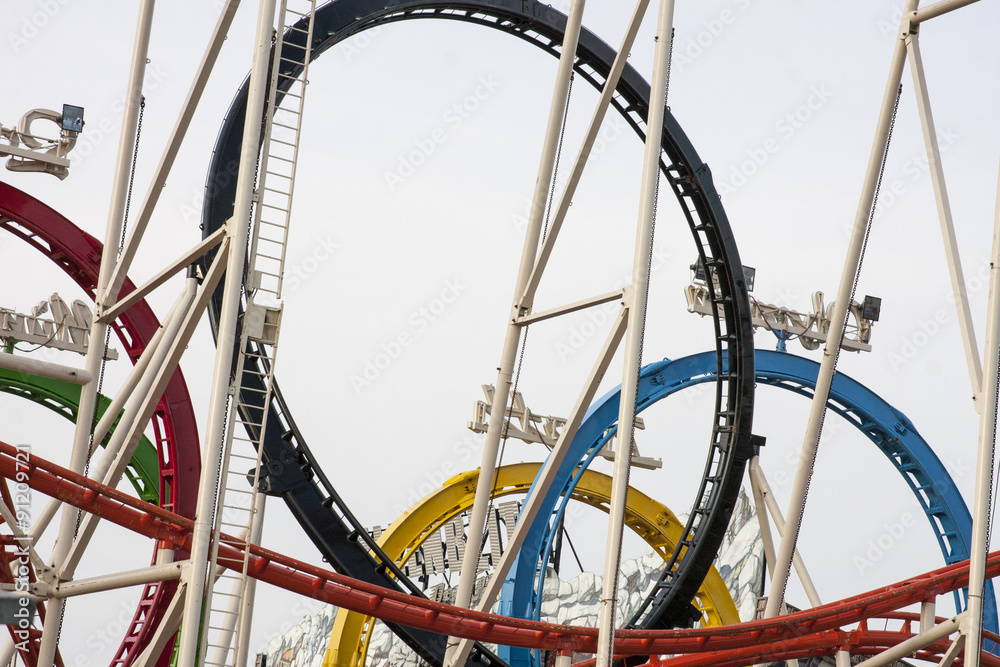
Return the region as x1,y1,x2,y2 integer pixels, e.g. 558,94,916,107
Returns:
60,104,85,134
690,257,707,282
743,265,756,292
862,295,882,322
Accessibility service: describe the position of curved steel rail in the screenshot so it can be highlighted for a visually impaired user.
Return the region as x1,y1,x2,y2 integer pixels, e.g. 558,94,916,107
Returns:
0,181,201,666
200,0,754,660
505,349,997,657
326,463,741,665
4,438,1000,667
0,369,160,504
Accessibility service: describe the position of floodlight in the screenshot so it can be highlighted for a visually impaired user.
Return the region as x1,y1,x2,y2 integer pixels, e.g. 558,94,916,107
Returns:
743,265,756,292
862,295,881,322
690,257,707,282
61,104,85,134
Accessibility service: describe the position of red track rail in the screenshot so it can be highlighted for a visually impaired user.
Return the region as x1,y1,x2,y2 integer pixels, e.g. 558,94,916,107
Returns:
0,181,200,665
3,439,999,663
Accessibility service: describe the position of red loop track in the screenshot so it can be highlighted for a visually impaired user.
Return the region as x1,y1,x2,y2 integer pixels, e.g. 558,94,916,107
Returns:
0,182,201,665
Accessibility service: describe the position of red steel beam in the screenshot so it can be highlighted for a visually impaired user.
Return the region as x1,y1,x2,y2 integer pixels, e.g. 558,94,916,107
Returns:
3,438,999,660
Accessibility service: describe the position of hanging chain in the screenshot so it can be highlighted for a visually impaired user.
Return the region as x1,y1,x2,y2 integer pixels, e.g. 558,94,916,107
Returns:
772,84,903,609
481,72,577,556
542,72,575,242
55,95,146,651
83,96,145,470
607,51,670,641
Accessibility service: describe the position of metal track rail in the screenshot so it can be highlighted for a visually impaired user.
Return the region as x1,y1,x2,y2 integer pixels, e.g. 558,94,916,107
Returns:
4,439,1000,667
200,0,755,662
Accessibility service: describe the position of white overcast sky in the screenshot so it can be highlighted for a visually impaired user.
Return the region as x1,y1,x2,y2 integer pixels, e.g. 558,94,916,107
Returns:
2,0,1000,663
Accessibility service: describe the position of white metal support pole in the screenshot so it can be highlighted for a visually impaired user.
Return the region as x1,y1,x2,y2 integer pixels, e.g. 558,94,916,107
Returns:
233,491,267,667
446,309,627,666
105,0,243,303
19,278,195,586
762,0,919,621
835,650,851,667
90,285,186,447
922,599,937,633
906,31,983,408
443,0,587,661
964,157,1000,667
27,291,180,547
175,0,278,663
853,616,962,667
62,278,200,575
748,456,778,572
595,2,673,665
519,0,652,303
750,460,822,608
36,2,155,665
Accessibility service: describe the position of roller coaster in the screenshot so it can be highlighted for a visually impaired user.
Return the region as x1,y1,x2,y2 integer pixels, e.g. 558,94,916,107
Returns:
0,1,998,667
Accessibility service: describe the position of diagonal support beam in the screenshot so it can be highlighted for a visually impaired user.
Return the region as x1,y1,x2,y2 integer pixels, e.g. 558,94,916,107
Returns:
763,0,919,622
912,0,980,23
62,242,229,578
99,226,226,324
104,0,243,305
447,307,628,666
519,0,653,308
905,31,982,408
853,615,962,667
514,289,624,326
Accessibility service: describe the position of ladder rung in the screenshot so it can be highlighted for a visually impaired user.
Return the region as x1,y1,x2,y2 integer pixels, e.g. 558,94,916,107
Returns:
273,105,301,117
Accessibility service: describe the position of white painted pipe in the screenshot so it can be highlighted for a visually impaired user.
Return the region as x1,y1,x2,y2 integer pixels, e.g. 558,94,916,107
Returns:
0,354,92,385
965,154,1000,667
444,0,589,662
174,0,277,664
54,562,183,598
58,279,198,578
596,2,674,666
762,0,919,621
853,616,961,667
751,461,822,608
89,284,185,448
233,491,267,667
36,2,156,664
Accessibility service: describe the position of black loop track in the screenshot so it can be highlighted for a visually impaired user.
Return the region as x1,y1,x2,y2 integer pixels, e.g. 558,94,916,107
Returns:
200,0,756,663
